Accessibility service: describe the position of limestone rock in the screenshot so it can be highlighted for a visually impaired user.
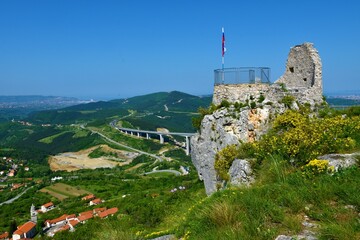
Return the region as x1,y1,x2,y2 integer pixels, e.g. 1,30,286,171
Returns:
318,152,359,171
228,159,254,186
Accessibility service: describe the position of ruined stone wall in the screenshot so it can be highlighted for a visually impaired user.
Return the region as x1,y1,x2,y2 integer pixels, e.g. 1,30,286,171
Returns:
213,84,271,106
213,42,323,107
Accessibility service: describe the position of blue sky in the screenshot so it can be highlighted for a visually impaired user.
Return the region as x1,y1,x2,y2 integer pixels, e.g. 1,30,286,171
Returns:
0,0,359,99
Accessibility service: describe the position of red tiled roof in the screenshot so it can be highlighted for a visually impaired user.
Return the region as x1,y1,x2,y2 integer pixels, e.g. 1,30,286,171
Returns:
93,207,107,214
42,201,54,208
68,219,79,227
98,207,118,218
13,221,36,235
67,214,76,219
77,213,93,222
79,210,93,216
0,232,8,239
91,198,102,204
46,214,68,225
82,194,95,201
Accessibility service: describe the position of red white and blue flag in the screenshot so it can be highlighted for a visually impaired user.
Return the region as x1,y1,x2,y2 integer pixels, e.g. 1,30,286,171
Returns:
222,27,226,57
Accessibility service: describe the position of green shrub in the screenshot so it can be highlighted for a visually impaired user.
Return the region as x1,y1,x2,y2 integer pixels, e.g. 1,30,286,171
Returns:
220,100,231,108
250,101,257,109
258,94,265,103
214,145,239,181
281,95,295,108
279,83,288,92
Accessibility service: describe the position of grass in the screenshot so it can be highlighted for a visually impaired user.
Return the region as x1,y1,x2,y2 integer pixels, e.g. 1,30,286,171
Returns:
38,131,69,143
144,172,177,177
40,183,91,200
175,160,360,240
72,129,89,138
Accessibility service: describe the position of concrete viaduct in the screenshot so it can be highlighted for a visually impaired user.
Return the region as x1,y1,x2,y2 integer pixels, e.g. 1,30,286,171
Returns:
110,121,195,155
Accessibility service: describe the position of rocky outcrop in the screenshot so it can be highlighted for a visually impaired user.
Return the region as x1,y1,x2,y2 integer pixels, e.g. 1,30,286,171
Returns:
318,152,359,171
228,159,254,186
191,43,324,195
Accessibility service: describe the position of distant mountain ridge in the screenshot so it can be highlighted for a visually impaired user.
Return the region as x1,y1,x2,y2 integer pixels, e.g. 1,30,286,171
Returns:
0,95,88,122
26,91,212,132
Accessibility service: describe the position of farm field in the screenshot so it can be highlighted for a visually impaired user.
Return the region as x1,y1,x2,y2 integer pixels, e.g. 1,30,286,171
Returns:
40,183,92,200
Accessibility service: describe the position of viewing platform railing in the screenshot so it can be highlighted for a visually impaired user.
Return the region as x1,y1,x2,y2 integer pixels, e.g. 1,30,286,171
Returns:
214,67,271,85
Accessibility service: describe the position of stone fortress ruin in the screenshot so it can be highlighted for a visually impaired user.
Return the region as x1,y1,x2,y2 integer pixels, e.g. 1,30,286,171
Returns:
213,42,323,107
191,43,324,195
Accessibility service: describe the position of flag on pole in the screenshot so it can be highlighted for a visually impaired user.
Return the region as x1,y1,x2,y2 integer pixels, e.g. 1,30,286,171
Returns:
222,27,226,57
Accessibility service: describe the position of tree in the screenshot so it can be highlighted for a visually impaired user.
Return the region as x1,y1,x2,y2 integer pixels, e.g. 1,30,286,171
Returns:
9,219,17,236
36,220,44,236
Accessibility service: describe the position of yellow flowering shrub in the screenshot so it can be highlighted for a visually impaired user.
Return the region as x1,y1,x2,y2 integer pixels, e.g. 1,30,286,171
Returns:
248,110,360,165
301,159,335,178
214,144,239,181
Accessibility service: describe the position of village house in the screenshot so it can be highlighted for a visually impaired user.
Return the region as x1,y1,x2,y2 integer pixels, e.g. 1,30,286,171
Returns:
89,198,103,206
77,212,93,223
11,183,25,191
12,221,36,240
93,207,107,215
41,202,55,212
67,219,79,230
51,176,63,182
97,207,118,219
81,194,95,201
45,214,67,228
57,224,70,233
0,232,8,240
24,166,29,171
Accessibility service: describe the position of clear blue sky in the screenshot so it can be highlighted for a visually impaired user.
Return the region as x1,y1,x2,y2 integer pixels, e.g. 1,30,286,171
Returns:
1,0,359,99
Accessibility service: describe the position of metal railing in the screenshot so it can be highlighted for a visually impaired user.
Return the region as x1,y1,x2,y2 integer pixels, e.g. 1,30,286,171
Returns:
214,67,271,85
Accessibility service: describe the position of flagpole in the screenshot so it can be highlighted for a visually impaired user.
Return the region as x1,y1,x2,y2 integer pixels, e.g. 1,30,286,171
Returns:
221,27,225,83
222,27,225,70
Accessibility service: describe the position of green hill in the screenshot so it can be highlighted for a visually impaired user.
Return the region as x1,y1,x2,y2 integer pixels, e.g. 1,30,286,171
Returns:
27,91,212,132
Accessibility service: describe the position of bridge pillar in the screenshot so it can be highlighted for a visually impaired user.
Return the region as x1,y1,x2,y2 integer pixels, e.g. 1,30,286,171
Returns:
146,133,150,139
137,132,140,137
185,136,190,156
131,131,133,136
159,134,164,144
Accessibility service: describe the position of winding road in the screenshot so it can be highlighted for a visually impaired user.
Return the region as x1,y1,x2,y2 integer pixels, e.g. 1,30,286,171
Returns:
144,169,181,176
0,186,34,206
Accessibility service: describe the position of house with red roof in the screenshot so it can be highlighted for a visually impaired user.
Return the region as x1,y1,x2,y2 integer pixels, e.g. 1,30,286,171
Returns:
97,207,118,219
0,232,8,240
93,207,107,215
41,201,55,212
45,214,71,228
77,212,93,223
67,219,79,230
12,221,36,240
66,214,76,220
81,194,95,201
89,198,103,206
79,210,93,216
